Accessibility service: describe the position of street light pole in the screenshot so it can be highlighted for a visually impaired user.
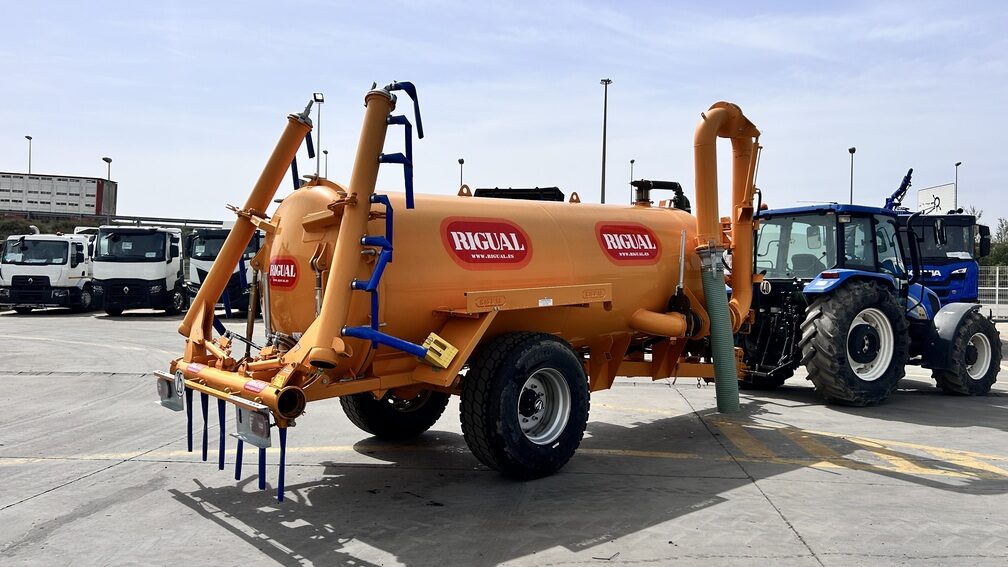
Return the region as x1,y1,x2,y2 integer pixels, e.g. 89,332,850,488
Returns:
954,161,962,209
848,147,856,204
600,78,612,204
323,150,329,178
25,135,32,174
102,156,112,180
458,158,464,187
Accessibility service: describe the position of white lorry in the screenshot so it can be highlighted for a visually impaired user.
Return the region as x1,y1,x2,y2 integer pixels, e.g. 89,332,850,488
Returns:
91,225,187,316
184,226,262,314
0,232,96,313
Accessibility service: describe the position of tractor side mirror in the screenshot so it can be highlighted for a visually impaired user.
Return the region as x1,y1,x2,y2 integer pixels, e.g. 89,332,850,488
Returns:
169,243,180,261
978,224,991,258
71,250,85,268
876,229,889,253
805,226,822,249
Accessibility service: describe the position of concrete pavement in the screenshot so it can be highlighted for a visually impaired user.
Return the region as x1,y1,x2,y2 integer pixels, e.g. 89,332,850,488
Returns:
1,309,1007,566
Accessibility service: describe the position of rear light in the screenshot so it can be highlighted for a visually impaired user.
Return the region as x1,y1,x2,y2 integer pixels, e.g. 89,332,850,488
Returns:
251,411,270,437
820,271,840,279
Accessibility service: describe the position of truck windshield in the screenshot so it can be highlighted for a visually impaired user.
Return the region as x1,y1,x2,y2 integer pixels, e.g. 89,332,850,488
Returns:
94,230,165,262
911,218,974,262
2,239,69,265
756,214,837,279
190,231,257,260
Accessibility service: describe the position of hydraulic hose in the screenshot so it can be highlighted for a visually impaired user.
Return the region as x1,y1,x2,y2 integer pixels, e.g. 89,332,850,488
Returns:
700,248,740,413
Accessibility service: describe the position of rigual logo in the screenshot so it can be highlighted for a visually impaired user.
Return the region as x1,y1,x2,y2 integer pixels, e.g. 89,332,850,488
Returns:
441,218,532,269
596,222,661,264
269,257,299,289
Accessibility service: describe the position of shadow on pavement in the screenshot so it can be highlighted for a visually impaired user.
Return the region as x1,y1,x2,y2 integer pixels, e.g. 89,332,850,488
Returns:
168,399,1008,566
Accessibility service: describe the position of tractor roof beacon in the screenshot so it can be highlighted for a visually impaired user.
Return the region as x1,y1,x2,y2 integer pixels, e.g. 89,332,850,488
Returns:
741,202,1000,405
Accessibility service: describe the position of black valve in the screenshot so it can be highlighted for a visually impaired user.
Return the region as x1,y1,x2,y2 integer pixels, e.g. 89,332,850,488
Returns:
631,179,691,212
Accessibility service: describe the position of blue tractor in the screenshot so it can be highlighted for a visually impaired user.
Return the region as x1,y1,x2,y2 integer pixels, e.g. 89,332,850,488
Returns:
884,168,991,305
739,202,1000,405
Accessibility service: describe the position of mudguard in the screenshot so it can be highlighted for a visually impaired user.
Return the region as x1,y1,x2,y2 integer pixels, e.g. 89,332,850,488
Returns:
921,302,982,369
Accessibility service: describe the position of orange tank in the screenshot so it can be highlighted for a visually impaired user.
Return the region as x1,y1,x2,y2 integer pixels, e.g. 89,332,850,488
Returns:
264,184,706,379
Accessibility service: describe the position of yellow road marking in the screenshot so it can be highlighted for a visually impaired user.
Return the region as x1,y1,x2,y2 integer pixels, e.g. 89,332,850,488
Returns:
778,426,849,467
844,437,938,476
707,418,776,459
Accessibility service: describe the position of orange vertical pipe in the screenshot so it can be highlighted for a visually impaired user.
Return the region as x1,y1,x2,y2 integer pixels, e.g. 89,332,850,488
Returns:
179,112,313,339
302,89,395,368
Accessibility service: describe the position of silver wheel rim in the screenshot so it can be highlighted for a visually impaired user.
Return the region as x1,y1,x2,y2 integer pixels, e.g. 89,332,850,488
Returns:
173,291,183,310
966,332,992,381
846,307,894,382
517,368,571,445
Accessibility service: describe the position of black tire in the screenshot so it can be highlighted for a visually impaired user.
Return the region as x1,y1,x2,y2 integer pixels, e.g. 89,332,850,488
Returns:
460,332,590,479
933,311,1001,395
71,285,93,313
799,280,909,406
105,307,123,317
165,286,186,315
14,307,33,315
340,389,450,440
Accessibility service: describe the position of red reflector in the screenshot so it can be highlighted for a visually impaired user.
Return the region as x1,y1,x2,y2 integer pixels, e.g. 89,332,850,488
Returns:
820,271,840,279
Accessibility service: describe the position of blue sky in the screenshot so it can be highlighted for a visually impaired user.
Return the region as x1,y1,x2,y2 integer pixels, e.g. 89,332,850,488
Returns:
2,1,1005,222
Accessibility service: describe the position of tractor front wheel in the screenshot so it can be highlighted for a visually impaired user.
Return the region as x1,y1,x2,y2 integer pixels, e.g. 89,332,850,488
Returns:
799,280,909,406
341,389,450,440
933,311,1000,395
460,332,589,479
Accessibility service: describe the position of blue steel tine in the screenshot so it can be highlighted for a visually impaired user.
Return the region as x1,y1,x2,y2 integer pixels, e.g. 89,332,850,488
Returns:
200,392,209,462
185,387,193,452
217,398,226,470
234,439,244,481
258,447,267,490
277,427,287,502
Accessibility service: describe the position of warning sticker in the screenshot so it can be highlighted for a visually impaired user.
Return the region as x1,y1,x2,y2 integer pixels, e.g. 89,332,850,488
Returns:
243,379,269,393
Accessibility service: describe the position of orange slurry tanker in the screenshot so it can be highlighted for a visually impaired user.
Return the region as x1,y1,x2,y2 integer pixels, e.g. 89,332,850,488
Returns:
155,81,762,501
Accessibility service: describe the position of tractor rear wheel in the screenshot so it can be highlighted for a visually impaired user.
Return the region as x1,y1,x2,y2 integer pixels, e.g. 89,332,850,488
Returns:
933,311,1000,395
341,389,450,440
799,280,909,406
460,332,589,479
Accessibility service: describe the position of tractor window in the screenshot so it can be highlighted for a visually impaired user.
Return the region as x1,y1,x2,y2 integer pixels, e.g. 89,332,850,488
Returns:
842,216,876,271
875,216,904,278
756,214,836,278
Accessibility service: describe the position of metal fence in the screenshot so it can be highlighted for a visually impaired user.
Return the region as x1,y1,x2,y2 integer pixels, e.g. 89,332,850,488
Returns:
978,266,1008,321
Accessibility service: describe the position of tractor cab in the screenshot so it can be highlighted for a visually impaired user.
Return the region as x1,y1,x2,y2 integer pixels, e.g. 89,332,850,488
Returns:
754,204,907,286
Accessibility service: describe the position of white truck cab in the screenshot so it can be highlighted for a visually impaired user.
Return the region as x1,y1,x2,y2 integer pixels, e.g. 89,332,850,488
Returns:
185,226,262,313
0,232,95,313
91,225,187,316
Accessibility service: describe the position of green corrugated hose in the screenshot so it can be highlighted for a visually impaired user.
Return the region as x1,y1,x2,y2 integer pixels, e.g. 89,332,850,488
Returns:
700,258,740,413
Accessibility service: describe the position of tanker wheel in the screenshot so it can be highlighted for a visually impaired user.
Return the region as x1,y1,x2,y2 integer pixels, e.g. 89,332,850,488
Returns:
340,389,450,440
460,332,589,479
799,280,909,406
933,311,1001,396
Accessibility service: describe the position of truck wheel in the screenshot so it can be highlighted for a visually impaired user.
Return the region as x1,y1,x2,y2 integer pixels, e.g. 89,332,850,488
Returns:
14,307,33,315
933,312,1001,395
460,332,590,479
105,307,123,317
340,390,450,440
72,286,93,313
165,287,186,315
799,280,909,406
